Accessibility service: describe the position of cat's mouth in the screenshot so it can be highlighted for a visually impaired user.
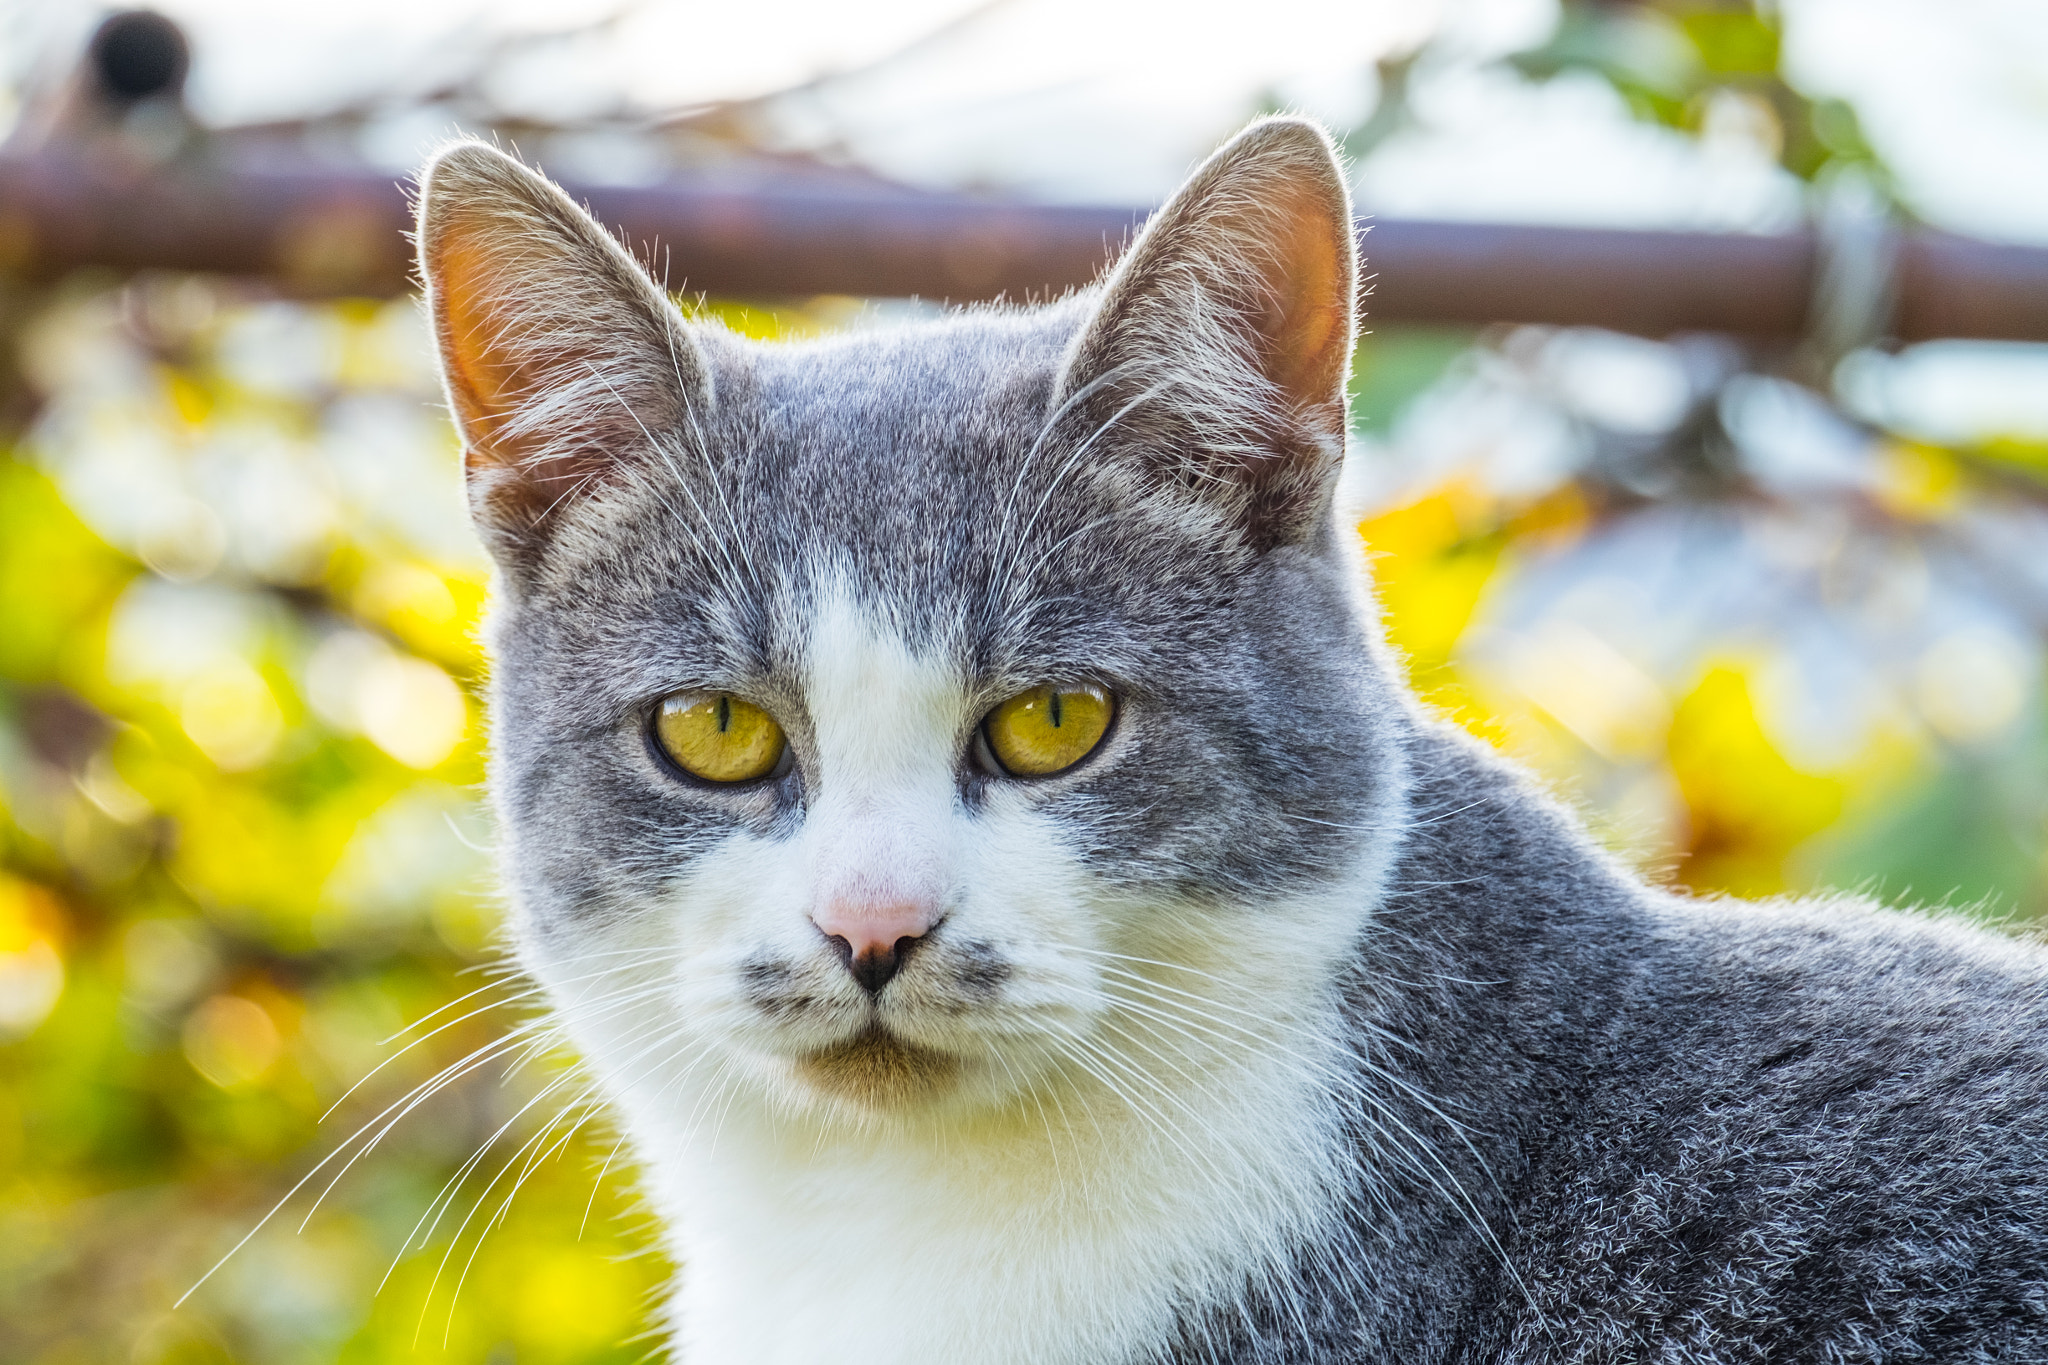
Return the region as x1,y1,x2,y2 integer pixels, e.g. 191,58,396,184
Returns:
794,1023,961,1108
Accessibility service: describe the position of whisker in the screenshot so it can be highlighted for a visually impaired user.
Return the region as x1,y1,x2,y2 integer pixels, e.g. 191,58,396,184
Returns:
582,1134,631,1240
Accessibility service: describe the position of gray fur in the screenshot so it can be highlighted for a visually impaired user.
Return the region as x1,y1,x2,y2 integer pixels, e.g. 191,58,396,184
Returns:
418,120,2048,1363
1161,737,2048,1362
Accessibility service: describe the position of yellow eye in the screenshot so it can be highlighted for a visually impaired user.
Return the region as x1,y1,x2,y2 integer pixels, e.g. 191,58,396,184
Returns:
654,692,788,784
982,684,1114,777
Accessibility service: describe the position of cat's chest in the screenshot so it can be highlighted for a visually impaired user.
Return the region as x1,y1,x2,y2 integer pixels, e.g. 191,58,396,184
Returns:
672,1184,1168,1365
642,1081,1340,1365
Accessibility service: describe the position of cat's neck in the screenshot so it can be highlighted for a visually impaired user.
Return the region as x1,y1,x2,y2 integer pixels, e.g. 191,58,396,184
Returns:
635,1014,1350,1365
1165,716,1660,1357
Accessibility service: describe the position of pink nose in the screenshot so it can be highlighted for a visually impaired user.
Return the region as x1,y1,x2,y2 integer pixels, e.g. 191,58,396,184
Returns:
811,899,938,996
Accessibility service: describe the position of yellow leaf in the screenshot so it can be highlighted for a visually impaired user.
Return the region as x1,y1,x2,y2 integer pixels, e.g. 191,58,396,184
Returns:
1667,664,1845,894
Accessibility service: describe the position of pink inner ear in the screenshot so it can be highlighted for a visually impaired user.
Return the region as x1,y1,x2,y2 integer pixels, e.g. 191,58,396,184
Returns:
429,224,620,540
433,235,538,469
1258,183,1352,435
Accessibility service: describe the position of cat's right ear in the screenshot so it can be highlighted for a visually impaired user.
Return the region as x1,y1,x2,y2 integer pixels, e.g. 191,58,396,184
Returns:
1052,118,1357,552
415,141,709,575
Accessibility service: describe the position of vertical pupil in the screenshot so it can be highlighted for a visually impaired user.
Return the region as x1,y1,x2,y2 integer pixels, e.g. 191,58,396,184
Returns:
716,696,731,733
1048,690,1063,728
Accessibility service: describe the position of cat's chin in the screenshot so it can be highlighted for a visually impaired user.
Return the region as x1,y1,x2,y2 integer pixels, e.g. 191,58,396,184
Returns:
791,1023,964,1112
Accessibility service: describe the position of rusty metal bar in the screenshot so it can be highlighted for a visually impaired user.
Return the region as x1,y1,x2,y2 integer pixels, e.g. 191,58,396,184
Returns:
1356,218,1816,338
1896,232,2048,344
1,150,2045,342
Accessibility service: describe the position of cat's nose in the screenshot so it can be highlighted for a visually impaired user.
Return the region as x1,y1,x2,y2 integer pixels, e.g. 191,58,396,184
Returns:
812,900,936,996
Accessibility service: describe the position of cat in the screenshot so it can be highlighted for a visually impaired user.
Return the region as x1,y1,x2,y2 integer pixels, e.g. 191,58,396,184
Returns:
414,118,2048,1364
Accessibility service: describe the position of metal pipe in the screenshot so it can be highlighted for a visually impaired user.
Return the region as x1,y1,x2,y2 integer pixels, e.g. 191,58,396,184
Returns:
1,151,2044,342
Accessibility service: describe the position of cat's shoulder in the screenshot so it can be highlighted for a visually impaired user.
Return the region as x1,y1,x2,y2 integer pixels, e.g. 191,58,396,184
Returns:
1650,888,2048,1033
1620,889,2048,1168
1502,892,2048,1357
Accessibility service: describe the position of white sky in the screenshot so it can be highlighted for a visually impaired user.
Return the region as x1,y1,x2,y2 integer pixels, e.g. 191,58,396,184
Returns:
4,0,2044,243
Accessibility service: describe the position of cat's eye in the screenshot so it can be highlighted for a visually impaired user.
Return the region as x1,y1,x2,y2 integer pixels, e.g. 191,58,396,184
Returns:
981,684,1114,778
653,691,789,784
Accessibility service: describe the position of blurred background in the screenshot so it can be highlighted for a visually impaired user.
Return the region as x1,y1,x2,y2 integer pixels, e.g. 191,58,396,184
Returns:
0,0,2045,1360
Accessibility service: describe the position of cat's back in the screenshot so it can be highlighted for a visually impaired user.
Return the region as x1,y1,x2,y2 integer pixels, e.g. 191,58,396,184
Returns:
1502,892,2048,1362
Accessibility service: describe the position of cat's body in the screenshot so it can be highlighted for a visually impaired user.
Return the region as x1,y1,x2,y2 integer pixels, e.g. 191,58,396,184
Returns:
1179,731,2048,1363
416,120,2048,1364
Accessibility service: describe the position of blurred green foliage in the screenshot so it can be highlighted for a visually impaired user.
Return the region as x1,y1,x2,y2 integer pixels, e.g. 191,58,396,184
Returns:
0,280,672,1363
1511,0,1885,185
2,3,2045,1362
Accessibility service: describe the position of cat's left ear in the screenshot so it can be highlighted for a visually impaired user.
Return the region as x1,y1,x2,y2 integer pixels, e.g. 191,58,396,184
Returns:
416,140,710,577
1054,117,1357,550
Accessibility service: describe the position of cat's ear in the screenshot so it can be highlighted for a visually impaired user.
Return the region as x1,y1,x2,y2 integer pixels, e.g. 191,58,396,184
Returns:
1053,117,1357,549
416,141,709,571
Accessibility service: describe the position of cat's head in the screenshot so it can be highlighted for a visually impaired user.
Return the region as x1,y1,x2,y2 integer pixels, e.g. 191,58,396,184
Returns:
417,119,1410,1129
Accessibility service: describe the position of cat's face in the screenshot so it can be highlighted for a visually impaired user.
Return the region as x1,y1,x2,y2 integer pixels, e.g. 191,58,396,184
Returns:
419,121,1408,1128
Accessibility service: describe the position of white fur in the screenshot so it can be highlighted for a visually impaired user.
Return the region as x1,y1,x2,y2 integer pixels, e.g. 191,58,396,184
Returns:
521,582,1403,1365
